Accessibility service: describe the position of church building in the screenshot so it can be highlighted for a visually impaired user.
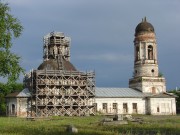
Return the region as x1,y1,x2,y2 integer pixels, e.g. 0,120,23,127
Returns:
6,18,177,117
95,18,176,115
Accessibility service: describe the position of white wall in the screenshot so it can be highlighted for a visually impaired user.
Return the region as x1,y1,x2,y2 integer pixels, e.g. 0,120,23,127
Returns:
95,97,146,114
6,97,28,117
17,98,28,117
149,98,176,115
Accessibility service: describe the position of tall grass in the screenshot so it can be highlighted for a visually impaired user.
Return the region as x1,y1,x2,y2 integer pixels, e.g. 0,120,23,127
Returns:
0,115,179,135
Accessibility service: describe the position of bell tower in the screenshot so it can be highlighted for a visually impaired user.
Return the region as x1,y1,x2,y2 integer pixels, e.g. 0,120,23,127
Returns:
129,17,166,94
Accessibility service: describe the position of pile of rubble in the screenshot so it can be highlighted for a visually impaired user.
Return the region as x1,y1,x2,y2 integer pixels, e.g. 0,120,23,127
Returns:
101,114,144,125
101,114,128,125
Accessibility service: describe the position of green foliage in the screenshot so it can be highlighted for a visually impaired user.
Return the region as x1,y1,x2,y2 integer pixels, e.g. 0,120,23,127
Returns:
158,72,163,77
0,1,24,84
0,82,23,94
0,93,5,115
0,0,24,116
0,115,179,135
168,90,180,110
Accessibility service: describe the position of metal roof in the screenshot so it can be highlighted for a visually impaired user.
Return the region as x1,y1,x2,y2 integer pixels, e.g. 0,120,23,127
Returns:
17,88,31,97
6,88,31,98
146,92,177,98
95,87,145,98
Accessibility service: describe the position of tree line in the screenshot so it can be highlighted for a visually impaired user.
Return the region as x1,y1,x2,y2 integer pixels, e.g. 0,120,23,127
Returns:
169,89,180,114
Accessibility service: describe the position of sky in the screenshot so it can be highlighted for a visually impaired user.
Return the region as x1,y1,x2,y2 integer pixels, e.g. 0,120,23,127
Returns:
2,0,180,90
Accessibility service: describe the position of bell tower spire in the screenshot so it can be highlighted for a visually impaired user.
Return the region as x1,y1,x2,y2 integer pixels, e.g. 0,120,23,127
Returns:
129,18,166,94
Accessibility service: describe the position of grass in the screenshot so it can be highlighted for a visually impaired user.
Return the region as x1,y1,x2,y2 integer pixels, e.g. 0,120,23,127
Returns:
0,115,179,135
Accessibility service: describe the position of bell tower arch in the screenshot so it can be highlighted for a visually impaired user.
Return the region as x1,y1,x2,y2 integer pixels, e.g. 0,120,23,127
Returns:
129,17,166,93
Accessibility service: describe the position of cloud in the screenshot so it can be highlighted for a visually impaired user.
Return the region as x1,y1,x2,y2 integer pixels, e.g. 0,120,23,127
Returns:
75,53,132,63
7,0,31,6
4,0,180,89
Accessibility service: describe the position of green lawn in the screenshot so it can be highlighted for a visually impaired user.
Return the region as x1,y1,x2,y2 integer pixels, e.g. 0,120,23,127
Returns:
0,115,179,135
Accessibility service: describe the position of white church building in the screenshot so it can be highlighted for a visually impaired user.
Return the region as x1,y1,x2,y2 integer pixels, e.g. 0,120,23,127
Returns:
6,18,176,117
95,18,176,115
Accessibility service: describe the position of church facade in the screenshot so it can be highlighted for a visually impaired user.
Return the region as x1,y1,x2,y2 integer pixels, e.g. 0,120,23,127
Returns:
6,18,176,117
95,18,176,115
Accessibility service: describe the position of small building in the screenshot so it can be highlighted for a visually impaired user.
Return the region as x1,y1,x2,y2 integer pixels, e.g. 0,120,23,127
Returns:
6,88,30,117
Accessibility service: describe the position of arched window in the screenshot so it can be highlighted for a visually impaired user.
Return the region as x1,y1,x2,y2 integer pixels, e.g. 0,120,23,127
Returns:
148,45,153,60
136,46,140,61
12,104,15,115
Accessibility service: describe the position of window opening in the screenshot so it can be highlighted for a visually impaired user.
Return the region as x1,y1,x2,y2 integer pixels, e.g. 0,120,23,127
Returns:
113,103,117,109
12,104,15,115
132,103,137,113
102,103,107,113
157,106,160,112
136,46,140,61
148,45,153,60
113,103,118,113
123,103,128,113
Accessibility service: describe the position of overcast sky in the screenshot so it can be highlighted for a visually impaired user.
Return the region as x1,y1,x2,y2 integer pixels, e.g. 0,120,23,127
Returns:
4,0,180,90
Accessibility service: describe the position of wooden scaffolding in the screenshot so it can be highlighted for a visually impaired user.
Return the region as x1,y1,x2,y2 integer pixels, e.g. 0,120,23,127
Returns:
24,32,95,117
26,70,95,117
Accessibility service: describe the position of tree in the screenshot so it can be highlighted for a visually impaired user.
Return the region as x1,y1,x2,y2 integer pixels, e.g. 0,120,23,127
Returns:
0,1,24,115
0,1,24,84
168,89,180,113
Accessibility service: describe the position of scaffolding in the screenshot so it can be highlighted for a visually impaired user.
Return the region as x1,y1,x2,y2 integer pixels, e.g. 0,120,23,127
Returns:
24,32,95,117
26,70,95,117
43,32,71,61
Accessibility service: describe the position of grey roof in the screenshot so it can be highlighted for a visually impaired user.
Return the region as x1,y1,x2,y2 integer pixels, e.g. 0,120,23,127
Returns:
17,88,31,97
95,87,145,98
6,88,31,98
145,92,178,98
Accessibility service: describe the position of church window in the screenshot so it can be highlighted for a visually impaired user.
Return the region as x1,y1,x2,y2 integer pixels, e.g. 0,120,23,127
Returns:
132,103,137,113
113,103,117,109
151,69,154,73
12,104,15,115
102,103,107,113
157,106,160,112
136,46,140,61
113,103,118,113
123,103,128,113
148,45,153,60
